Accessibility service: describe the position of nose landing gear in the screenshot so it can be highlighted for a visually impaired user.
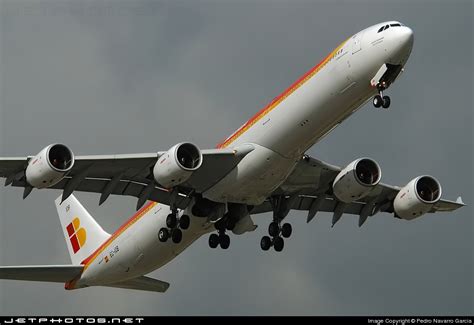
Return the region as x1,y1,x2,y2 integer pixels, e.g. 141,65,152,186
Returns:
373,81,391,109
208,218,232,249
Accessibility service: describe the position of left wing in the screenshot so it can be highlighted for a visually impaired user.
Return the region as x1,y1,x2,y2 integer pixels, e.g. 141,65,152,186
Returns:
251,155,465,226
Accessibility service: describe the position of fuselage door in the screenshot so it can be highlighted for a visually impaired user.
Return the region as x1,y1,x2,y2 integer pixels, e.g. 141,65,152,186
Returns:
352,31,364,54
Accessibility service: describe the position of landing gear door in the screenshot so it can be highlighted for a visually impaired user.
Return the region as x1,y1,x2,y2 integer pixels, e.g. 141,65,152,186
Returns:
352,31,364,54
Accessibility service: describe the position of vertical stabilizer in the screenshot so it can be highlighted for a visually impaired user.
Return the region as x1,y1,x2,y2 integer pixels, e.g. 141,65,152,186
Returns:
55,195,110,265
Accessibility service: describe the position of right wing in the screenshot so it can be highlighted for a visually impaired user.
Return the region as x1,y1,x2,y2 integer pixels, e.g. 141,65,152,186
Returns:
0,265,83,283
0,144,254,209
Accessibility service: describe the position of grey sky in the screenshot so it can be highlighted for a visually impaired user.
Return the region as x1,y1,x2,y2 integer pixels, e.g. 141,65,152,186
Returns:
0,0,472,316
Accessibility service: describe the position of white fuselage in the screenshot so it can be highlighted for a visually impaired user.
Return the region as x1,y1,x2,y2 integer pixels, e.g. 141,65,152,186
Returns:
73,202,211,288
71,21,414,289
206,21,413,205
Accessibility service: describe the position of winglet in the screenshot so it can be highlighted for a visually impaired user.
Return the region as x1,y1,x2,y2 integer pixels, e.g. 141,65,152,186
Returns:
456,196,465,205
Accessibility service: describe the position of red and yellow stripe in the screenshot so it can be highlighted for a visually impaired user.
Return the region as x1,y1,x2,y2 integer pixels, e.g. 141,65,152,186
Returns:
80,201,157,271
216,39,348,149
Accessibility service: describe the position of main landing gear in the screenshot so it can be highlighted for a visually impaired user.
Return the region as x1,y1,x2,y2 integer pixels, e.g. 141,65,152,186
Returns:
261,195,294,252
261,221,292,252
208,218,234,250
372,81,391,109
158,210,190,244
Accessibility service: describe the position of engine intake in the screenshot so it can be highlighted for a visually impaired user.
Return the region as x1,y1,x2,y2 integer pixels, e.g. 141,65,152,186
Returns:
415,176,441,203
176,143,202,170
153,142,203,188
25,144,75,188
394,176,442,220
333,158,381,203
355,159,380,186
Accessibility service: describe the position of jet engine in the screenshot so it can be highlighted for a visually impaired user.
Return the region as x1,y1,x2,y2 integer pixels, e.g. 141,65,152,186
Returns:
332,158,381,203
393,175,442,220
25,144,75,188
153,142,203,188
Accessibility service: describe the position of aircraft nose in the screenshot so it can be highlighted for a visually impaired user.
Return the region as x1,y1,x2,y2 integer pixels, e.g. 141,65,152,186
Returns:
399,26,414,50
389,26,414,65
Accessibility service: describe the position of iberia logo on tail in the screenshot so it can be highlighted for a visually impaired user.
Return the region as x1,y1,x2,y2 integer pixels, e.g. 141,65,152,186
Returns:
66,217,86,254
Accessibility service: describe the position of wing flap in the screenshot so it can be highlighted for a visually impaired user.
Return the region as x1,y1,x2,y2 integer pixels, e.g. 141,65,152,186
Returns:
104,276,170,293
0,157,28,178
0,265,83,283
251,196,366,216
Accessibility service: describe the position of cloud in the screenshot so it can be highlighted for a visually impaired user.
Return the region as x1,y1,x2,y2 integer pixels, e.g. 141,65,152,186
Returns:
0,0,472,315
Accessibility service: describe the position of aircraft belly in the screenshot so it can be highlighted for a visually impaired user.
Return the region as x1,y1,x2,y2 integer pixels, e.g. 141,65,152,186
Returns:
203,144,297,205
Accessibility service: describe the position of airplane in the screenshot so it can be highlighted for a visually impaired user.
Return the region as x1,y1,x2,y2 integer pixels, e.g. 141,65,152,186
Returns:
0,21,466,292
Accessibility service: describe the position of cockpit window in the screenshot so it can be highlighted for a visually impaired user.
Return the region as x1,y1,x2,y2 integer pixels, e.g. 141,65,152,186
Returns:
378,25,389,32
378,23,401,33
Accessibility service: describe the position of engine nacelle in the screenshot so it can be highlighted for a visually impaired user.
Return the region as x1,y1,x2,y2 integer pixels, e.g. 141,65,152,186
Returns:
332,158,381,203
25,144,75,188
393,176,442,220
153,142,203,188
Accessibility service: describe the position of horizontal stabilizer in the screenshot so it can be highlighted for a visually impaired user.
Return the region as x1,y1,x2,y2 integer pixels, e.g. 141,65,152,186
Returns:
0,265,83,283
104,276,170,293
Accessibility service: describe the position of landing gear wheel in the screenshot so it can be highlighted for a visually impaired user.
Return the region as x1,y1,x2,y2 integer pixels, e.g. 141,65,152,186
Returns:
166,214,178,228
373,95,383,108
268,222,280,237
158,228,169,242
382,96,391,109
273,236,284,252
281,223,292,238
179,215,190,230
261,236,272,251
171,228,182,244
209,233,219,249
219,234,230,249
